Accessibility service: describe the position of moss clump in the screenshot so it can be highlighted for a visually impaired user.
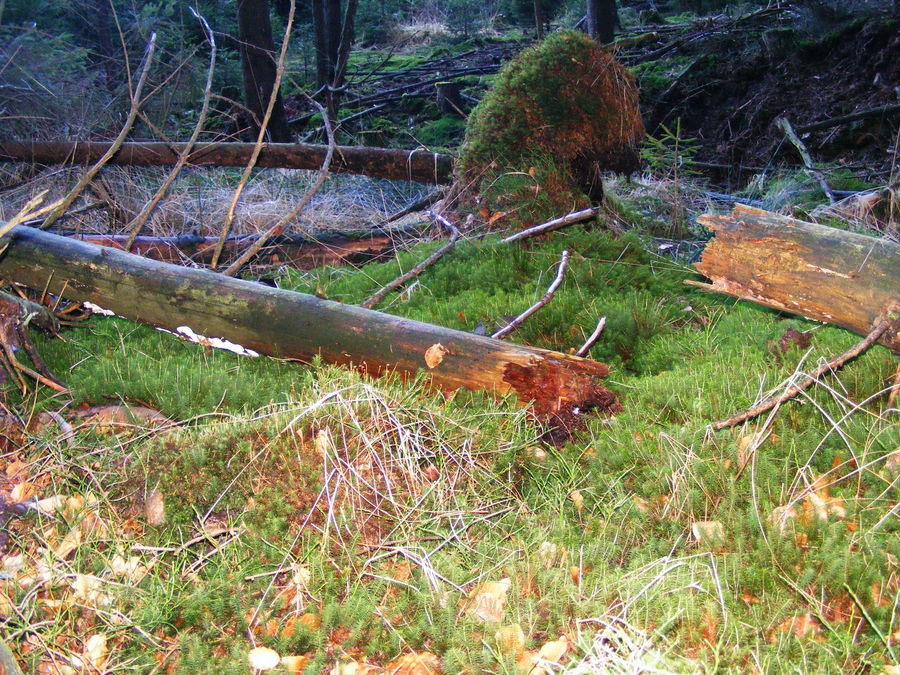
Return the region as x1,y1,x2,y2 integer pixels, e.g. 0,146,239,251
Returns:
458,30,644,230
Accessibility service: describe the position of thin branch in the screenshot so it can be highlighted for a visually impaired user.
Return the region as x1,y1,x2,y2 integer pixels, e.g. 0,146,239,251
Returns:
211,0,296,268
714,315,898,430
123,9,216,250
500,206,601,244
40,33,157,231
492,249,569,340
222,98,335,277
360,210,460,310
777,117,836,204
576,316,606,357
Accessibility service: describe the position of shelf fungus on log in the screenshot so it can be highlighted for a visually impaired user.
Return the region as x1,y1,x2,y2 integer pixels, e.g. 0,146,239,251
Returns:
694,205,900,354
0,225,619,428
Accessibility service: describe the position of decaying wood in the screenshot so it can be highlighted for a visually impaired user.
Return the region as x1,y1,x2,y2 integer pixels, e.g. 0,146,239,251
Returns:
694,204,900,353
0,225,619,426
60,227,421,269
0,140,454,184
714,315,898,430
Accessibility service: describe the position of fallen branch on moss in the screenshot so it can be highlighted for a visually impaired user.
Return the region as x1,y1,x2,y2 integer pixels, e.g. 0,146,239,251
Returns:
0,225,618,427
500,207,601,244
361,211,459,310
714,314,899,430
492,250,569,340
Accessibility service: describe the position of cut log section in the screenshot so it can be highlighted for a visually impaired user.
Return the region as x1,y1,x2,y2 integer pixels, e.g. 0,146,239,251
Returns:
695,205,900,353
0,225,618,425
0,141,454,185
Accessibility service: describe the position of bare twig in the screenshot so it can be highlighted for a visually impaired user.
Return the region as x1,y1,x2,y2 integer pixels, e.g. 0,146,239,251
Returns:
500,206,601,244
714,315,898,430
211,0,296,268
0,190,63,238
777,117,836,204
576,316,606,357
222,99,335,277
40,33,157,231
360,211,459,309
492,249,569,340
124,9,216,249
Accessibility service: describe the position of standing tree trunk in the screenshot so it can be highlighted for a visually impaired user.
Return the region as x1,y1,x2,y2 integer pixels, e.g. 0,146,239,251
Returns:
237,0,293,142
313,0,357,120
586,0,618,44
533,0,545,40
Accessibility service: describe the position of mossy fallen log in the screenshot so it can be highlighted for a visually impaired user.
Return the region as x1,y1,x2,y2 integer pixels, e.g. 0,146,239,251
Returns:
0,225,618,425
0,141,453,184
695,205,900,353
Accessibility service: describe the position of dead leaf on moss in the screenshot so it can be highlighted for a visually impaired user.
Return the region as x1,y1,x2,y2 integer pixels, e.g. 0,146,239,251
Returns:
248,646,281,671
424,343,448,369
330,661,380,675
691,520,725,549
495,623,526,659
281,655,309,673
568,490,584,516
385,652,441,674
768,614,823,643
10,481,37,502
145,488,166,526
70,634,108,671
537,541,566,568
517,635,569,675
458,578,510,622
71,574,113,608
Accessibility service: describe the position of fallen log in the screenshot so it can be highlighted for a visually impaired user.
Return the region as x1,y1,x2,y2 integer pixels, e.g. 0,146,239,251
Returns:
0,225,618,425
694,205,900,353
0,141,454,185
61,225,422,270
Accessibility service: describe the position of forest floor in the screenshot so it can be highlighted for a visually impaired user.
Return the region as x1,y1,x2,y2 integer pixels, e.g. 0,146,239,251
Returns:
0,4,898,675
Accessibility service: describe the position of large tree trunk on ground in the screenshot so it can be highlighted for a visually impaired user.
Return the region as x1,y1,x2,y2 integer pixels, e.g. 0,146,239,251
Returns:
695,205,900,353
0,225,618,425
0,141,453,184
237,0,293,142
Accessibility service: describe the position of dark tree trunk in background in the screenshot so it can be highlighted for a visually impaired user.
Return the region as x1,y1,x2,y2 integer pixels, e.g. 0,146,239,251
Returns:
91,0,117,93
312,0,330,88
313,0,358,119
586,0,618,44
237,0,293,142
534,0,544,40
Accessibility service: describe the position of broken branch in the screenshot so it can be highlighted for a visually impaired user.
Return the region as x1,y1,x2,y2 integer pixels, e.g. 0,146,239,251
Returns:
492,250,569,340
714,314,898,430
500,207,601,244
361,211,459,310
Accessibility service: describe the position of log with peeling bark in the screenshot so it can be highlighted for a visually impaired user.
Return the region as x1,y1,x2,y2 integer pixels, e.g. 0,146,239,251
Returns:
61,225,422,270
0,141,453,184
0,225,618,426
694,205,900,353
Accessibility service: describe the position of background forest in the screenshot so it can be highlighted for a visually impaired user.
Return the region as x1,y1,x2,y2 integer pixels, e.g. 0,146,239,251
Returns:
0,0,898,673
